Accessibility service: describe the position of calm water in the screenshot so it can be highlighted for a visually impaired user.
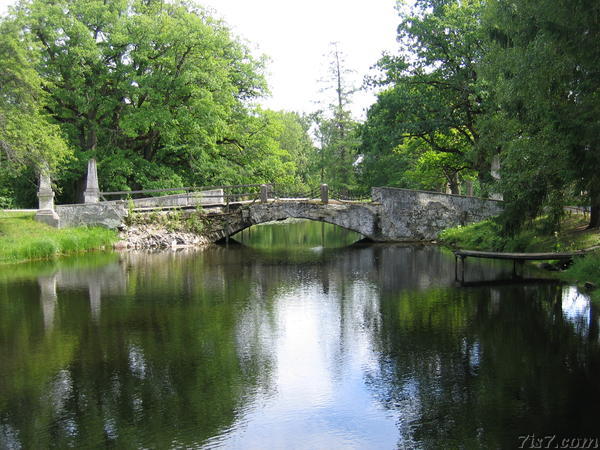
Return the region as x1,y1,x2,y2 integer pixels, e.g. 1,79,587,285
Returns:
1,220,599,449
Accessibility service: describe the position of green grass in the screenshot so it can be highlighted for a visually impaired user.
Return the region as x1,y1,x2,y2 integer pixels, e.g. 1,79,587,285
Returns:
439,214,600,253
562,253,600,302
0,212,118,264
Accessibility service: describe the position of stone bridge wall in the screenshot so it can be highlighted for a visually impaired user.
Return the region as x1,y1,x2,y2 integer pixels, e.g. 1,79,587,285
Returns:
372,187,503,241
56,202,128,229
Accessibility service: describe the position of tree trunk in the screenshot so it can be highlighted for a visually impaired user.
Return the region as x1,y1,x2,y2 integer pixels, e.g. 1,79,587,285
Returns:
589,185,600,228
446,172,460,195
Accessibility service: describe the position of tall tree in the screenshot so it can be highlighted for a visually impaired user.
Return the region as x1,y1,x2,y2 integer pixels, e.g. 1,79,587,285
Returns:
314,43,360,195
361,0,489,195
262,110,319,190
5,0,271,201
0,19,70,175
483,0,600,229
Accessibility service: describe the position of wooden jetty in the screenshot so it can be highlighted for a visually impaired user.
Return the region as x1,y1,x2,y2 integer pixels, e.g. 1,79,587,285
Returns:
453,246,600,283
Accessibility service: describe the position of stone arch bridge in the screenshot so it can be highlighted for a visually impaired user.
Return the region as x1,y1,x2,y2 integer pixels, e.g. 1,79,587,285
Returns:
53,184,503,242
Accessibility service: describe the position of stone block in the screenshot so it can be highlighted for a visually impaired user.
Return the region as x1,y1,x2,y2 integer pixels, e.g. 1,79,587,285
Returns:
56,201,127,229
35,210,60,228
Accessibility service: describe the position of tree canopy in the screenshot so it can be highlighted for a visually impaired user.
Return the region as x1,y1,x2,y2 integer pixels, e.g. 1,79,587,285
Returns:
0,0,320,204
360,0,600,229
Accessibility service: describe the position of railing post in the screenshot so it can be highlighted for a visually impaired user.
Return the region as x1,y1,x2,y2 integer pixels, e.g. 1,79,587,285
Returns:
320,184,329,204
260,184,269,204
84,158,100,204
35,169,60,227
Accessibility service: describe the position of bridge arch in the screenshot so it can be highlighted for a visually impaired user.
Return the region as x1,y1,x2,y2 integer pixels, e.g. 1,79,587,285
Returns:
204,201,381,243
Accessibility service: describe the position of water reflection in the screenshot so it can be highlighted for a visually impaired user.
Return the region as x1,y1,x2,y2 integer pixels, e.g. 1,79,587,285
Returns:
234,219,363,251
562,286,593,336
1,233,599,448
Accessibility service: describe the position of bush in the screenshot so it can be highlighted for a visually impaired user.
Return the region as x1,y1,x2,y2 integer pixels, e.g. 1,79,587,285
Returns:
438,220,505,251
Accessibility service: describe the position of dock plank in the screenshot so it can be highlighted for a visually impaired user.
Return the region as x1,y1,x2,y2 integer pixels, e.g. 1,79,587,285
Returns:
453,249,592,261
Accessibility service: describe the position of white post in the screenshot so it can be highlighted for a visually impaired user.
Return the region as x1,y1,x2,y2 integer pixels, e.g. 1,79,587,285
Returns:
84,158,100,203
35,169,60,227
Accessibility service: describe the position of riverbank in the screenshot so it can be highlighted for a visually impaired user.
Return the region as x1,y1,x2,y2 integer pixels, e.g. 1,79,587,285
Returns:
118,209,213,249
0,212,117,264
439,215,600,300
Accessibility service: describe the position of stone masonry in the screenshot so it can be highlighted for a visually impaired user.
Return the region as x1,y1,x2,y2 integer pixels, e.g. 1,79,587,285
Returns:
371,187,503,240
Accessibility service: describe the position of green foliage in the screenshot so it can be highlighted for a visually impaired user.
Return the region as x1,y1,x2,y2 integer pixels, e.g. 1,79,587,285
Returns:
2,0,310,203
0,19,71,174
126,209,205,234
563,253,600,301
186,213,204,234
312,110,360,194
440,214,600,253
0,212,117,263
439,220,506,251
482,0,600,229
312,43,361,195
360,0,489,195
263,110,319,190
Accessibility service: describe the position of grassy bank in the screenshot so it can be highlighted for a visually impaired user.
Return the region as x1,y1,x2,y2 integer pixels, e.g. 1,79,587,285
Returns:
439,214,600,300
0,212,117,264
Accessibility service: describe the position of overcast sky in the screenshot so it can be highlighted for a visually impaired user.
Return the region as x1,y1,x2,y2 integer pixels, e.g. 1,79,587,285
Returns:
0,0,400,118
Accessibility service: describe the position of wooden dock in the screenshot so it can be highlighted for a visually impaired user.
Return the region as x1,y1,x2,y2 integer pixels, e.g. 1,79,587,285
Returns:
453,246,600,283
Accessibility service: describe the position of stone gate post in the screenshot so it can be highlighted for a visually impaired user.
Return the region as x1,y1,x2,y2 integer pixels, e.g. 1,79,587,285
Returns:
84,159,100,203
35,170,60,227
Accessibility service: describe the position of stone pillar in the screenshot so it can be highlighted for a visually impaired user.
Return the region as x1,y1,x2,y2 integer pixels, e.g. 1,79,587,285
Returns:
320,184,329,204
84,158,100,203
260,184,269,204
35,170,60,227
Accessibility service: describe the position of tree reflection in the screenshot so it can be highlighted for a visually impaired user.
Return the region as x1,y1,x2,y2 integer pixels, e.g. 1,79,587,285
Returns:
0,251,275,448
367,283,600,448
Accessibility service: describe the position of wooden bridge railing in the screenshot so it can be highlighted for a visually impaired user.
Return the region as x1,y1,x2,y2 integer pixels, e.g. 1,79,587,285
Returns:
97,183,356,210
99,183,273,209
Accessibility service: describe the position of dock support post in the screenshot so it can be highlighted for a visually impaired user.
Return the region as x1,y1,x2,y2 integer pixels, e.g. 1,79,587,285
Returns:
455,255,458,281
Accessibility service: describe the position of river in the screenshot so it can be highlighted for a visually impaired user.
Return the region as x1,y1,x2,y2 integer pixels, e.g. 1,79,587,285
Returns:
1,220,599,449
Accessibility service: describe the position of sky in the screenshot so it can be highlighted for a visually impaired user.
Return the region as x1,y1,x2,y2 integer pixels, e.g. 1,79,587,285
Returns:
0,0,401,118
